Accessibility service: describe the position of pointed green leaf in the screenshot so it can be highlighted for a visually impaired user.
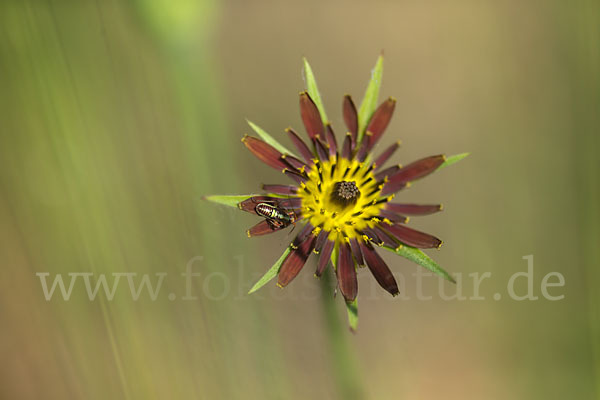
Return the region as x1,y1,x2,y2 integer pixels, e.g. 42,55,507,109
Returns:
203,193,289,209
203,194,259,208
384,245,456,283
346,298,358,332
302,57,329,124
438,152,470,171
357,55,384,142
247,119,297,157
248,247,291,294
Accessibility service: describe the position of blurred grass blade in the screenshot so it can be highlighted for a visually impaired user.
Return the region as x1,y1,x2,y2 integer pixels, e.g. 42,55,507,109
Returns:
302,57,329,124
384,245,456,283
438,152,470,171
357,54,384,142
247,120,297,157
248,248,291,293
203,194,258,208
346,299,358,332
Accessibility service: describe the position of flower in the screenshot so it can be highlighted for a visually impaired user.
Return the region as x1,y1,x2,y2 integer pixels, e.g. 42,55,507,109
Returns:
207,57,467,306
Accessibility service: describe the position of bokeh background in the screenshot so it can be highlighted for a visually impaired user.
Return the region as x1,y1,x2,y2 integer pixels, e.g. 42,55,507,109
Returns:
1,0,598,399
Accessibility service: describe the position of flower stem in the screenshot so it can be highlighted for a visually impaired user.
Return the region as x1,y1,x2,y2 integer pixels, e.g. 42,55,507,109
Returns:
320,270,365,400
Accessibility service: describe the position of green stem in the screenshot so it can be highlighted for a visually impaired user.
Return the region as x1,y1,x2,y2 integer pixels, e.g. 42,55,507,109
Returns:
320,271,365,400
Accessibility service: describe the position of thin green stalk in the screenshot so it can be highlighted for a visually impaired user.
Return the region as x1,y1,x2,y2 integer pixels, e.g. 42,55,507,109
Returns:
320,270,365,400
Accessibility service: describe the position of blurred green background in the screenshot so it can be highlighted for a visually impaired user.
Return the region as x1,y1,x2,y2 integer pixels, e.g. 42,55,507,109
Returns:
1,0,598,399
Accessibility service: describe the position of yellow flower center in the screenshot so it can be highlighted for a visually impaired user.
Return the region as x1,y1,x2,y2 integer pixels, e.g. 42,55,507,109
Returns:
299,157,390,241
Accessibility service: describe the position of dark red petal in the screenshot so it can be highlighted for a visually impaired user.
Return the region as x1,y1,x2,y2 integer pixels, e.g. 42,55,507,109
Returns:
356,140,369,162
373,225,399,249
286,128,314,164
378,209,408,224
292,222,314,247
278,235,316,287
283,169,308,184
313,229,328,254
277,197,302,210
374,141,401,171
238,196,282,215
262,184,298,195
282,154,306,170
343,95,358,144
247,219,285,237
365,97,396,150
387,155,445,185
314,137,329,161
374,164,401,182
341,133,353,159
362,228,383,246
349,238,364,266
337,243,357,301
385,203,443,216
316,239,334,277
299,91,324,141
379,181,407,196
360,241,399,296
242,135,289,170
380,155,445,196
385,224,442,249
325,123,338,156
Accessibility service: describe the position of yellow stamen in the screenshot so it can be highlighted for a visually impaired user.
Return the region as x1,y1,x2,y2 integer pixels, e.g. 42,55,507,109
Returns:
298,157,385,240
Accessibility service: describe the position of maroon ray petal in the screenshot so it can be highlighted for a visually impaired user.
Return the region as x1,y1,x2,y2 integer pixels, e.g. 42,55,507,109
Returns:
277,197,302,210
299,91,324,141
278,234,316,287
387,155,445,185
314,137,330,161
384,223,442,249
313,229,328,254
247,219,285,237
379,181,407,196
262,184,298,195
316,238,334,277
365,97,396,151
373,225,400,249
380,155,445,196
355,139,369,162
362,227,384,246
374,164,401,182
242,135,289,171
349,238,364,266
385,203,443,216
373,141,401,170
286,127,314,164
378,209,408,224
283,169,308,184
282,154,306,170
360,241,399,296
292,222,314,247
325,123,338,156
341,133,353,159
343,95,358,144
337,243,358,301
238,196,285,215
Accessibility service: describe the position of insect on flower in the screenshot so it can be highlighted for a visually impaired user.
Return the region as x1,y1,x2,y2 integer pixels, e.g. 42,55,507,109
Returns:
253,199,298,231
206,56,468,312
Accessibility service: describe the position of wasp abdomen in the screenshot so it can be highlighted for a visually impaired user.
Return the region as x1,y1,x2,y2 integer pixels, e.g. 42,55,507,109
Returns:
256,203,285,219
